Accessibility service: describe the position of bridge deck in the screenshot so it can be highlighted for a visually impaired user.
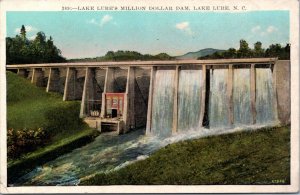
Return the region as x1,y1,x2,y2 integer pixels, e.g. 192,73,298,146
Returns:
6,58,277,69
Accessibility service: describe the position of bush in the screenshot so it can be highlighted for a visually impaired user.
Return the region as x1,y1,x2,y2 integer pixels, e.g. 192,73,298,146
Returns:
7,128,48,159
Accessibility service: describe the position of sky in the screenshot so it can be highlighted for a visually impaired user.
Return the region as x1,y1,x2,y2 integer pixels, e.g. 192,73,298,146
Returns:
6,11,289,59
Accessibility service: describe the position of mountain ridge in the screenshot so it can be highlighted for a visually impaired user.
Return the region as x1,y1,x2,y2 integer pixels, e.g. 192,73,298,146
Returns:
175,48,225,60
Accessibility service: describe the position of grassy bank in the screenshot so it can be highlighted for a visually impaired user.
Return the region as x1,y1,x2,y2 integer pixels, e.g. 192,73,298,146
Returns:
81,126,290,185
7,71,100,183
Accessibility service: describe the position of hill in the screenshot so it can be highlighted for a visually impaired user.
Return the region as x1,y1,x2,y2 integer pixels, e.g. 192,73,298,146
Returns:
176,48,225,60
7,71,99,183
68,50,174,62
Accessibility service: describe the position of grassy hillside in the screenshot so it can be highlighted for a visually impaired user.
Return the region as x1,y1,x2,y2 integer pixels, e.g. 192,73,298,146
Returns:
7,71,86,137
81,126,290,185
7,71,99,182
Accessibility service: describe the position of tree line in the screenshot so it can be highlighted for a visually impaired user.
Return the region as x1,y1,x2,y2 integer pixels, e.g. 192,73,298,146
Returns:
69,50,174,62
6,25,66,64
199,39,290,60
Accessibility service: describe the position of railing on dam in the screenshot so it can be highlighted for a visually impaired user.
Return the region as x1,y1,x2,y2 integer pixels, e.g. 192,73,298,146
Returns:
6,58,290,136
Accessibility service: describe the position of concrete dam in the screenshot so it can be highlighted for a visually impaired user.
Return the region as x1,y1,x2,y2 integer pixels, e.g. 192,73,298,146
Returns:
7,58,290,137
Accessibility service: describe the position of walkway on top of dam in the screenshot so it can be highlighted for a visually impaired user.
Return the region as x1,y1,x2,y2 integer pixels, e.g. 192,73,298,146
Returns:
6,58,277,69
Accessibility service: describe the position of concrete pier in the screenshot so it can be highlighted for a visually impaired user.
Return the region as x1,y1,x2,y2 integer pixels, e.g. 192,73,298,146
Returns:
250,64,257,124
80,67,94,118
199,65,206,126
46,68,60,92
146,66,157,135
124,66,135,132
274,60,291,124
227,64,234,125
31,68,44,87
17,69,28,78
63,68,76,101
172,66,180,134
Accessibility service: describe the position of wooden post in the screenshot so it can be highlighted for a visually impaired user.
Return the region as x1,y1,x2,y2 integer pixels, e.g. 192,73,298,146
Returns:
227,64,234,125
199,64,207,126
172,66,180,134
146,66,156,135
250,63,256,124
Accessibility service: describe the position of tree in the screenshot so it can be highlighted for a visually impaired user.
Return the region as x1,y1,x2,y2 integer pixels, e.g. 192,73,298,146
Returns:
6,25,66,64
253,41,264,57
197,40,290,60
223,48,236,58
20,25,26,40
237,39,252,58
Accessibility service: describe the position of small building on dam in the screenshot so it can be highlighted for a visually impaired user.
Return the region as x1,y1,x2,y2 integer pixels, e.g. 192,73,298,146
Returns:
7,58,290,137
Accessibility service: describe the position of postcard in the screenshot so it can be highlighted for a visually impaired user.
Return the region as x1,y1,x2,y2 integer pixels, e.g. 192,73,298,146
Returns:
0,0,299,193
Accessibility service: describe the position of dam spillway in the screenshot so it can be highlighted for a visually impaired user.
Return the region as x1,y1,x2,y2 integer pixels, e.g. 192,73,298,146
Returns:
7,58,290,137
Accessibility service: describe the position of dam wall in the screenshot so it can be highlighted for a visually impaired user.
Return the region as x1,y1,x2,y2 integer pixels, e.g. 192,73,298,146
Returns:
7,58,290,135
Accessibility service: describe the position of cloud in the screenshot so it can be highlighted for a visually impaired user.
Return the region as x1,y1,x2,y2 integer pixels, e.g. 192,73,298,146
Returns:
251,25,261,33
87,18,98,25
100,15,113,26
15,25,38,34
175,21,194,35
87,15,113,27
251,25,278,36
266,25,278,33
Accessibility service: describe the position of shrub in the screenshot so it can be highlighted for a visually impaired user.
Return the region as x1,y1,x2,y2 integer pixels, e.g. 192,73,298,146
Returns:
7,127,48,159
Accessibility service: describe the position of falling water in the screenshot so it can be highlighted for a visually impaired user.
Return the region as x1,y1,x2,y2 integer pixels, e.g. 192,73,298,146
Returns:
233,69,252,125
151,69,175,138
209,69,229,128
178,69,202,131
255,68,277,124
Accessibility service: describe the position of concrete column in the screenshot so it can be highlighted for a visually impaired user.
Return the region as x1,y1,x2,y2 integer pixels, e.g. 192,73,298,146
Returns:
274,60,290,124
46,68,60,92
250,64,256,124
146,66,157,135
100,67,113,118
17,69,28,78
31,68,44,87
80,67,94,118
227,64,234,125
123,66,135,132
63,67,77,101
271,63,279,122
172,66,180,134
199,65,207,127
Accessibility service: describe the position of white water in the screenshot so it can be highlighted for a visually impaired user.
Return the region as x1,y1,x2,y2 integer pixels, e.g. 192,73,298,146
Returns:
209,69,229,128
233,69,252,125
178,69,202,131
151,69,175,138
256,68,277,123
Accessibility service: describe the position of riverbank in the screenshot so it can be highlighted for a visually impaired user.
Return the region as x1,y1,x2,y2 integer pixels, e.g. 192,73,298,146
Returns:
81,125,290,185
8,127,99,184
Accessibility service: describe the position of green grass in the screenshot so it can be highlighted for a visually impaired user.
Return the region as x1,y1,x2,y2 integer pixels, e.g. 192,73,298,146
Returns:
81,126,290,185
6,71,100,182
